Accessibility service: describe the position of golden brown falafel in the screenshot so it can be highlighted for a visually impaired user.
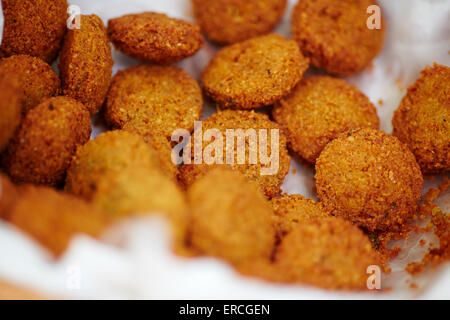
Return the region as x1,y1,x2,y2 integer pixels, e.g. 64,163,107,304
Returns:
274,217,382,290
107,12,203,64
59,14,113,116
0,77,22,153
2,96,91,187
191,0,287,45
392,64,450,173
65,130,173,201
270,194,330,236
7,184,108,257
0,55,61,114
202,33,309,109
292,0,385,75
179,110,291,198
0,0,68,63
315,128,423,232
105,65,203,139
272,76,380,163
187,168,276,265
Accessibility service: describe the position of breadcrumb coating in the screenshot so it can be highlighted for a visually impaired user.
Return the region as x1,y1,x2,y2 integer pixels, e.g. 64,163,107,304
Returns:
292,0,385,75
270,194,330,236
107,12,203,64
315,128,423,232
6,184,109,257
65,130,172,200
2,97,92,187
392,64,450,173
191,0,287,44
0,77,22,153
202,34,309,109
0,55,61,114
187,168,276,265
60,14,113,116
179,110,291,198
273,76,380,163
0,0,68,63
105,65,203,139
274,217,382,290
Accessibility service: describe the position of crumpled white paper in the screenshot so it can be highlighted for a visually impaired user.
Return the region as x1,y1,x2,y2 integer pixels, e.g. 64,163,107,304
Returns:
0,0,449,299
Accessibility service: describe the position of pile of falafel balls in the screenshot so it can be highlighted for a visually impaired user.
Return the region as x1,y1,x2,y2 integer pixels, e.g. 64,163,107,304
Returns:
0,0,448,291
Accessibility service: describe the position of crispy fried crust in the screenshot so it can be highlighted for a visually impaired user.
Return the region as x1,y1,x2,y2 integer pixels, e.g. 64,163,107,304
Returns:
0,0,68,63
202,34,309,109
107,12,203,64
187,168,276,265
191,0,287,44
0,55,61,114
292,0,385,75
273,76,380,163
0,78,22,153
105,65,203,139
178,110,291,198
392,64,450,173
274,217,382,290
6,184,108,257
60,14,113,116
270,194,330,236
65,130,172,200
315,128,423,232
2,97,92,187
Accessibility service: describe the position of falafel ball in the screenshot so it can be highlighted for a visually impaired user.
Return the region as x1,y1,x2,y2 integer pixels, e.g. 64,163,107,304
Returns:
2,96,92,187
191,0,287,45
179,110,291,198
315,128,423,232
65,130,173,201
272,76,380,163
187,168,276,265
270,194,330,236
0,0,68,63
0,77,22,153
107,12,203,64
7,184,109,257
105,65,203,139
59,14,113,116
0,55,61,114
292,0,385,75
274,217,382,290
392,64,450,173
90,166,189,248
202,33,309,109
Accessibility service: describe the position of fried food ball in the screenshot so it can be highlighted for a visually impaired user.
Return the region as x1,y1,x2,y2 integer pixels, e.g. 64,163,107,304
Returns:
292,0,385,75
2,97,92,187
65,130,174,201
179,110,291,198
7,184,108,257
392,64,450,173
0,78,22,153
315,128,423,232
187,168,276,265
272,76,380,163
274,217,382,290
270,194,330,236
107,12,203,64
191,0,287,45
90,166,189,247
0,55,61,114
0,174,19,221
202,33,309,109
60,14,113,116
105,65,203,138
0,0,68,63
